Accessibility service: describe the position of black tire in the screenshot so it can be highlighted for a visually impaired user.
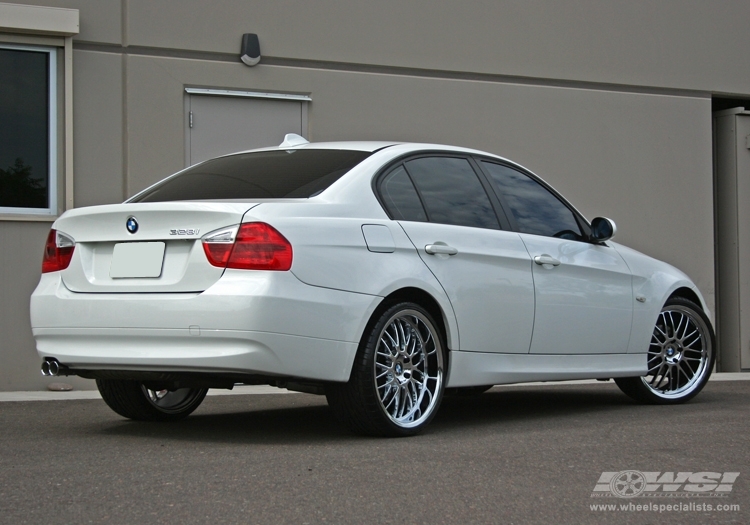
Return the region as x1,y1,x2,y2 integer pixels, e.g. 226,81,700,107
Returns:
96,379,207,421
615,297,715,404
326,302,446,437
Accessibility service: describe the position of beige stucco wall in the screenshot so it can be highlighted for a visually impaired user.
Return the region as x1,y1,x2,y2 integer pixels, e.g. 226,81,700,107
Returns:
128,0,750,94
1,0,743,389
6,0,750,93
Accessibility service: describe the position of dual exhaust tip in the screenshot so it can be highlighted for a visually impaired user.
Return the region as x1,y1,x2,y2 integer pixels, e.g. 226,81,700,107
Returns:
40,358,65,377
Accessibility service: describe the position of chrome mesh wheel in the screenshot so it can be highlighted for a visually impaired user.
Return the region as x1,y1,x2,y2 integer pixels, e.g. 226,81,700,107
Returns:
326,302,446,436
374,310,444,429
616,297,714,404
639,303,712,400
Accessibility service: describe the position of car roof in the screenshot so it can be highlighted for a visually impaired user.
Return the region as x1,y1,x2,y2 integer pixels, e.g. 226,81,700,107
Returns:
222,141,401,155
286,141,514,163
214,139,513,158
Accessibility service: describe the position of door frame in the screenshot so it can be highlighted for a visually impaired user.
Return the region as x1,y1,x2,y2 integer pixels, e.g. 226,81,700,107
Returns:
183,87,311,167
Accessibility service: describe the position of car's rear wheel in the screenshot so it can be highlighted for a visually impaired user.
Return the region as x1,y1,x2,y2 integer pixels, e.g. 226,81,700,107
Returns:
326,302,446,437
96,379,207,421
615,297,715,404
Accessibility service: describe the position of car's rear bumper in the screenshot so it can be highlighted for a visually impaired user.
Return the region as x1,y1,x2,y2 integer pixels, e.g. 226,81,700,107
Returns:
33,327,359,382
30,270,380,382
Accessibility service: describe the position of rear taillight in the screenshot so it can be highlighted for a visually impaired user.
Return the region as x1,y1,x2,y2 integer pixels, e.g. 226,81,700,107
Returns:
202,222,293,271
42,229,75,273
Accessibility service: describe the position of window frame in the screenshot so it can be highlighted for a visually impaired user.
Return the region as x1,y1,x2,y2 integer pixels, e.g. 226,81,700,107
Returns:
0,43,58,216
373,152,512,231
475,157,593,242
0,2,78,222
376,163,428,222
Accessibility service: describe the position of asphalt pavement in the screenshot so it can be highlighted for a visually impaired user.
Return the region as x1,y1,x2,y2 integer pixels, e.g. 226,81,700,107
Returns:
1,379,747,525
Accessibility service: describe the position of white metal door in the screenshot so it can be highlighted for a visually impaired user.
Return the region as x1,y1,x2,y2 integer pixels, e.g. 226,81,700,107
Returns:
186,92,308,166
520,234,633,355
399,222,535,354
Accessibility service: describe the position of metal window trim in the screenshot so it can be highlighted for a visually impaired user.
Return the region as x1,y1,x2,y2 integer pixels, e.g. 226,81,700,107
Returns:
0,43,58,216
184,87,312,102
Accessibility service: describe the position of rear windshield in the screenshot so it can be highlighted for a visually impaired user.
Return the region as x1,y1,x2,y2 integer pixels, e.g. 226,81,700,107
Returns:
131,149,372,202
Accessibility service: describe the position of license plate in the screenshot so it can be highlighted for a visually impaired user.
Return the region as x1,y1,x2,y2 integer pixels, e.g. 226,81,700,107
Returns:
110,242,166,278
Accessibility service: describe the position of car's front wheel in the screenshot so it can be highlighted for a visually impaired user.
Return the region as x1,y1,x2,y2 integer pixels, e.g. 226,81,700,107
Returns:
327,302,446,437
615,297,715,404
96,379,207,421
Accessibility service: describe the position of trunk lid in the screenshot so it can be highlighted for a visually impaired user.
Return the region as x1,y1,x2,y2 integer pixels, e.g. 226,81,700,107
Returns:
53,202,257,292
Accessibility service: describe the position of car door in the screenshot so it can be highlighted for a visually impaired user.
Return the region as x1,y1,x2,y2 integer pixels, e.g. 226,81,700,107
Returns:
480,160,633,355
377,156,535,354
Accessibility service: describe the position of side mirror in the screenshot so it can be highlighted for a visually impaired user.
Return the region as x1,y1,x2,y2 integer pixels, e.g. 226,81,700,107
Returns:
590,217,616,242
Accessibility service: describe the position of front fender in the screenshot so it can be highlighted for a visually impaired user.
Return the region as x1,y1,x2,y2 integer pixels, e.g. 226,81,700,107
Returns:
612,242,710,354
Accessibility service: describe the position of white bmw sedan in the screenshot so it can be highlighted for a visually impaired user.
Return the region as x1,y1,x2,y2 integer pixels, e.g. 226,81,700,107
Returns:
30,135,715,436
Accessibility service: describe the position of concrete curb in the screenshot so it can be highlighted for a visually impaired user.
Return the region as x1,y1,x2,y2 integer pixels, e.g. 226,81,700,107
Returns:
1,373,748,403
0,384,297,402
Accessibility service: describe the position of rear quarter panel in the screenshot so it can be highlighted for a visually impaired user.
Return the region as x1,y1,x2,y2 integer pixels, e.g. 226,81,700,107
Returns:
246,201,460,351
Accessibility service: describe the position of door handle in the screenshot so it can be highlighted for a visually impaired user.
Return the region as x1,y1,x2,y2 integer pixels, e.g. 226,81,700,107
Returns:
425,244,458,256
534,254,561,266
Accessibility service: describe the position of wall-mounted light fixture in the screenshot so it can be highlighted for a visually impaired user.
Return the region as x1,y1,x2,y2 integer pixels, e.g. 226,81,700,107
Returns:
240,33,261,66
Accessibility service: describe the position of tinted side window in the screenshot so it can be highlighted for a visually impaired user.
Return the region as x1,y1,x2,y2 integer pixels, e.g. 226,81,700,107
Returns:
405,157,499,229
482,162,582,238
379,165,427,221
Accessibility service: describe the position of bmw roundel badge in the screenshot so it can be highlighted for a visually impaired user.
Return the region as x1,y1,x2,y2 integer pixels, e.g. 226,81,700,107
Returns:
126,216,139,234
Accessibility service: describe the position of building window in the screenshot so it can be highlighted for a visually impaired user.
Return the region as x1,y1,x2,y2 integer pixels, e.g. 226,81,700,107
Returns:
0,44,57,215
